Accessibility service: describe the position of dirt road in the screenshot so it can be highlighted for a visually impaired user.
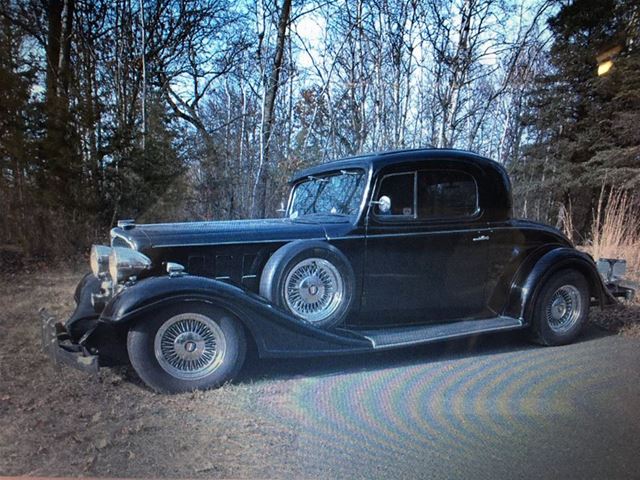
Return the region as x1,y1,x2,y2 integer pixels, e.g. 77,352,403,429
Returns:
1,271,639,478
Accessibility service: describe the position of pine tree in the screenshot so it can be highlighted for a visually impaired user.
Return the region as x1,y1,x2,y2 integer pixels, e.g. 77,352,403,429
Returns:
514,0,640,233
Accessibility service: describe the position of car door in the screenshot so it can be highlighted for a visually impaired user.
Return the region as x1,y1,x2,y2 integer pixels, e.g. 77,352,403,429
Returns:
359,165,491,326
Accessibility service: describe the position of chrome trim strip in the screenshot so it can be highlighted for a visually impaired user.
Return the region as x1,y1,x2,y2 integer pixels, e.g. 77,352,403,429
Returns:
152,237,328,249
363,335,377,348
333,223,567,241
137,223,556,249
110,229,138,250
331,228,493,241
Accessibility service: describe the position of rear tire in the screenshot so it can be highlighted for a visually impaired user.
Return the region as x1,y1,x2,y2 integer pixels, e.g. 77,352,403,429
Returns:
529,269,590,346
127,303,246,393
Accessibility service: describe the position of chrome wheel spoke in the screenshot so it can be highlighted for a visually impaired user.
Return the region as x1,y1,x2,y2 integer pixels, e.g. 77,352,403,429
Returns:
154,313,227,380
545,284,582,333
284,258,344,324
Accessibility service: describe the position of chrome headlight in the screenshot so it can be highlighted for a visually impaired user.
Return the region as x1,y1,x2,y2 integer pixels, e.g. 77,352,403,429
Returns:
109,247,152,283
90,245,112,279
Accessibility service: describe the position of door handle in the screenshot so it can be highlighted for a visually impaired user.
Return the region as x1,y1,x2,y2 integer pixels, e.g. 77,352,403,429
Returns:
473,235,490,242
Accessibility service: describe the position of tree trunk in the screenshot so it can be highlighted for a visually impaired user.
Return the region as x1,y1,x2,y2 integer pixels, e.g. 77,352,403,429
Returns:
45,0,63,102
44,0,75,204
251,0,292,218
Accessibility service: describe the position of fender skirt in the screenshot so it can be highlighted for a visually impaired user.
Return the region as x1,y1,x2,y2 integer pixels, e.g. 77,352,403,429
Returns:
505,247,617,321
99,275,373,358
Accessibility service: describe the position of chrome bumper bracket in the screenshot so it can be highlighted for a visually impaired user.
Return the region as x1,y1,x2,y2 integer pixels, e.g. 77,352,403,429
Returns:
40,308,99,376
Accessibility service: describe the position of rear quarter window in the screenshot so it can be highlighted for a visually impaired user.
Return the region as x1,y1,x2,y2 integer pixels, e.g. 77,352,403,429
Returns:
418,170,478,220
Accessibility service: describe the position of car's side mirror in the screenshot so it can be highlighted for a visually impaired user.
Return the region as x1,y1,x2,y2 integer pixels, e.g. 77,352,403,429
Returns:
276,201,286,217
371,195,391,214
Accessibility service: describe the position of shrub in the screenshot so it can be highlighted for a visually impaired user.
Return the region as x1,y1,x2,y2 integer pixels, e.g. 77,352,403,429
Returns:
590,185,640,281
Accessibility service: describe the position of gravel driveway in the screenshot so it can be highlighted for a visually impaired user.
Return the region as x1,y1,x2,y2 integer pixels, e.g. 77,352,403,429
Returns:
1,271,639,478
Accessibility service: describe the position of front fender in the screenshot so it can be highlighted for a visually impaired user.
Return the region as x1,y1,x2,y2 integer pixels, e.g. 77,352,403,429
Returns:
100,275,372,357
505,247,616,321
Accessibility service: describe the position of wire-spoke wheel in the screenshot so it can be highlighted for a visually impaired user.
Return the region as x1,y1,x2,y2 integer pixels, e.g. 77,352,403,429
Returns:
260,241,355,329
154,313,227,380
127,304,245,393
545,285,583,334
530,269,589,346
284,258,345,323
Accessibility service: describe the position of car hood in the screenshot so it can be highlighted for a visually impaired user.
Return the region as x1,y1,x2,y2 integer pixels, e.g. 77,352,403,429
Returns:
111,218,339,250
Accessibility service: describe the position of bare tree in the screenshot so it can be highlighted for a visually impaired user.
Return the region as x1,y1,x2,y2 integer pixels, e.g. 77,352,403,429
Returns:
250,0,292,218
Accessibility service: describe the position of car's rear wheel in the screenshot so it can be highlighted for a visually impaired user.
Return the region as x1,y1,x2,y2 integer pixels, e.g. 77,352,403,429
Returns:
260,241,354,329
529,269,590,346
127,303,246,393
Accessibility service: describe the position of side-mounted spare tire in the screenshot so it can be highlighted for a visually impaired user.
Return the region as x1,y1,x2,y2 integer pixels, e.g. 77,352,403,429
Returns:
260,240,355,329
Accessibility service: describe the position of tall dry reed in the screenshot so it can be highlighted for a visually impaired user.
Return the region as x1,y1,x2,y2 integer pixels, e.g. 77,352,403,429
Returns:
590,185,640,280
557,198,575,244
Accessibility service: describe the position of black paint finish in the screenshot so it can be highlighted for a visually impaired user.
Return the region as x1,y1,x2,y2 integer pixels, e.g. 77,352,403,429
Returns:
69,148,616,361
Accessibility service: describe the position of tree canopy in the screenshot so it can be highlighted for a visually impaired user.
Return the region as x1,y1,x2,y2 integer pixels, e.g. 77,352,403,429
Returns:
0,0,638,257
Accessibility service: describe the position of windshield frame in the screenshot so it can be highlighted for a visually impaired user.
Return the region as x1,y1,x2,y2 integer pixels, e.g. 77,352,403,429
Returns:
286,167,371,223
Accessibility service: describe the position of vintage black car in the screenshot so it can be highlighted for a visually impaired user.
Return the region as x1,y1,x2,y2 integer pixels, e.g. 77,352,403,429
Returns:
41,148,634,393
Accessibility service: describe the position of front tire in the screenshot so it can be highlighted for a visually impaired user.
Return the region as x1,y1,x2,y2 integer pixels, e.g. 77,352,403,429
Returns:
127,303,246,393
529,269,590,346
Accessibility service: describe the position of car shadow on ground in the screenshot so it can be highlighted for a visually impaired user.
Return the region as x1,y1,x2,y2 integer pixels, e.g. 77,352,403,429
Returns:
237,323,612,386
107,323,613,392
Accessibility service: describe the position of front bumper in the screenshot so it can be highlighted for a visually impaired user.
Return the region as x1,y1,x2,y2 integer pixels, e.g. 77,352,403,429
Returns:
606,281,636,302
40,308,99,375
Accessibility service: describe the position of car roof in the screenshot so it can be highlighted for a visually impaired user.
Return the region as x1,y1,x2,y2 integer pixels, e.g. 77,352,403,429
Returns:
290,148,506,183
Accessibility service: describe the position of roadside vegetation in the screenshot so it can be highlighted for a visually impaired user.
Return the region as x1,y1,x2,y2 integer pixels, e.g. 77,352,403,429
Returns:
582,186,640,337
0,0,638,263
589,187,640,280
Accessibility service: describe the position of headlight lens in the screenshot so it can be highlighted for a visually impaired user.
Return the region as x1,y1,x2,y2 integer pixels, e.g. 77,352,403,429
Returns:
108,247,152,283
90,245,112,279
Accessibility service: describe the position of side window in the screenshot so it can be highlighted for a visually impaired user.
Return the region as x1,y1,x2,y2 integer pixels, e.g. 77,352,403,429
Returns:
418,170,478,219
375,172,416,217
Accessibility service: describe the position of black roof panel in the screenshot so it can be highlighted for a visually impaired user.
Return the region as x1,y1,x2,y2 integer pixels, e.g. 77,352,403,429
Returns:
290,148,505,182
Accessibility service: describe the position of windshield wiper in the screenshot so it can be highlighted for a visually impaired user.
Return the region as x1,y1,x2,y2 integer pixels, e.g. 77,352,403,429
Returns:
297,212,350,217
307,175,329,183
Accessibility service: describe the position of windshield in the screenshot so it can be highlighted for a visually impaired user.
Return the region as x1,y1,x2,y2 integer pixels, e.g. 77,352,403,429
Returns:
288,169,366,219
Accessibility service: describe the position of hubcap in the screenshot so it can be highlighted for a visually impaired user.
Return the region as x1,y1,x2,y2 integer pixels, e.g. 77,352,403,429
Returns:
546,285,582,333
154,313,226,380
284,258,344,323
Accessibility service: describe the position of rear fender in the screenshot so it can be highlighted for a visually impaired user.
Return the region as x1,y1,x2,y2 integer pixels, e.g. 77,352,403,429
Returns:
100,275,371,357
504,247,615,322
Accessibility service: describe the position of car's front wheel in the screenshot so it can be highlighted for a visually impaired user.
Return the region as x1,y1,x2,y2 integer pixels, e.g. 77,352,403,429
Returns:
127,303,246,393
529,269,590,346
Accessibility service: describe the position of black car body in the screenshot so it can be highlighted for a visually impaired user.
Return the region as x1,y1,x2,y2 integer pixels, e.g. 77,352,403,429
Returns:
41,148,635,392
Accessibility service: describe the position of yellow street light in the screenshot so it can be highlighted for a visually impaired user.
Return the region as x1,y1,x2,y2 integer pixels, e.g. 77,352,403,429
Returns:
596,45,622,76
597,60,614,76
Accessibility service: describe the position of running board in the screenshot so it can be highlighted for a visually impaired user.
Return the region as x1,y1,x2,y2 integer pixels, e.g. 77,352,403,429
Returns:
352,316,524,349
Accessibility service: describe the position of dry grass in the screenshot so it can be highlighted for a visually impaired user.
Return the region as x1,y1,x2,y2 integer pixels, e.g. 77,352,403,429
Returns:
0,270,303,478
589,185,640,281
557,199,576,244
571,185,640,337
